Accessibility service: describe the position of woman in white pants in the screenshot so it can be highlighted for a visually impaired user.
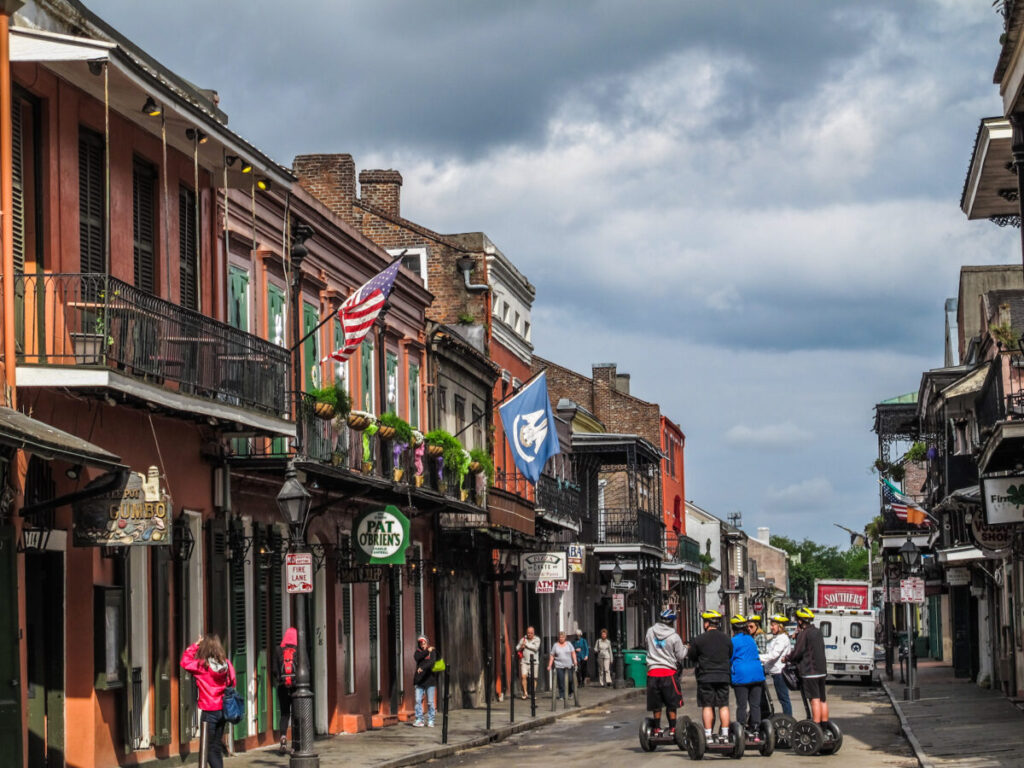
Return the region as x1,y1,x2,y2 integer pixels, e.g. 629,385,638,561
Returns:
595,628,614,686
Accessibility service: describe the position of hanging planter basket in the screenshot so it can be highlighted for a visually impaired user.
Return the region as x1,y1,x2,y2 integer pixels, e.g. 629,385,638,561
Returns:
426,444,444,458
347,412,372,430
468,461,483,474
313,402,336,421
378,425,397,440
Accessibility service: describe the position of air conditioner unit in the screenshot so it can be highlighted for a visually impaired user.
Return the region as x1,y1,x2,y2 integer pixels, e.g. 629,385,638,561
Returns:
501,369,511,382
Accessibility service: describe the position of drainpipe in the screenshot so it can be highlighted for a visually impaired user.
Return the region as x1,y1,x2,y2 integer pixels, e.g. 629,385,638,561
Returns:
0,3,22,407
456,256,488,293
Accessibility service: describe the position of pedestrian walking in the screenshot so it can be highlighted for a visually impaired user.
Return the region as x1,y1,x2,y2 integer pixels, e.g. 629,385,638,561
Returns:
595,628,614,686
787,607,830,726
412,635,438,728
271,627,298,753
547,631,577,700
759,614,793,716
729,615,765,741
180,634,237,768
573,631,590,688
516,626,542,699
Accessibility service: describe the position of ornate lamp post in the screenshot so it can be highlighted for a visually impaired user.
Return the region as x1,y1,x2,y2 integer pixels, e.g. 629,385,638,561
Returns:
612,560,626,688
277,462,318,768
898,537,921,702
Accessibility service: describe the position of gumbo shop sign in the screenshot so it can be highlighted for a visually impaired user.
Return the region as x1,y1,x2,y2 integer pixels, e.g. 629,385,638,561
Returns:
73,467,170,547
353,505,410,565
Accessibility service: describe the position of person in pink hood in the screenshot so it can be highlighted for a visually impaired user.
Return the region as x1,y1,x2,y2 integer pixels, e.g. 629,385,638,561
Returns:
180,634,236,768
272,627,299,753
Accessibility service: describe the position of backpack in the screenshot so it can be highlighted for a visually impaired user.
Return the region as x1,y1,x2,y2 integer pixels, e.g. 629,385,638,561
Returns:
221,684,244,724
281,646,297,688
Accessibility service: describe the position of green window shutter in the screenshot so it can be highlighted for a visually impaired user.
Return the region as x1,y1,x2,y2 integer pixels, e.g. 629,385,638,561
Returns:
408,364,420,430
302,301,319,393
386,352,398,414
269,528,284,729
151,549,172,745
178,186,198,311
392,567,403,702
228,267,249,331
78,127,105,274
228,520,248,741
254,526,269,734
268,284,286,345
361,339,374,413
369,582,379,711
342,583,354,695
132,158,156,295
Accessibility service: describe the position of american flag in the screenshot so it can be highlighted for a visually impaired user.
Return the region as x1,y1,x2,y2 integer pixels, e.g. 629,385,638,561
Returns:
881,481,927,525
329,257,403,363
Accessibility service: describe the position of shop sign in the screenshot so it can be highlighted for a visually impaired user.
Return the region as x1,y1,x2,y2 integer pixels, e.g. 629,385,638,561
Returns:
353,505,410,565
521,551,567,581
567,543,585,573
982,476,1024,524
286,553,313,594
337,565,384,583
899,577,925,604
556,580,570,591
536,580,556,594
612,593,625,612
815,582,869,610
73,467,170,547
945,567,970,586
970,514,1013,555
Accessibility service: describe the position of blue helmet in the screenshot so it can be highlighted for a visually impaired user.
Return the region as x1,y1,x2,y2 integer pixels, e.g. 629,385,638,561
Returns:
659,608,677,623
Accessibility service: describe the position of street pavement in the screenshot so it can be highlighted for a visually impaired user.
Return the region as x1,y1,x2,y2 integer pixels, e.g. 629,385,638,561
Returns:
228,672,914,768
882,660,1024,767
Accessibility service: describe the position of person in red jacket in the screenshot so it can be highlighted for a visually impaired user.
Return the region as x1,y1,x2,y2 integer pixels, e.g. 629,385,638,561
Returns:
272,627,298,752
180,634,237,768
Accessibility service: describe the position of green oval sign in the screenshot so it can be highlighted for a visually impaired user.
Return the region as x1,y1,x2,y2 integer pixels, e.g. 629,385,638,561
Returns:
354,505,410,565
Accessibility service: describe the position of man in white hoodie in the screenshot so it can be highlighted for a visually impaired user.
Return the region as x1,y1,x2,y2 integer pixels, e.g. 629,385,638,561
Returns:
758,614,793,716
644,608,689,736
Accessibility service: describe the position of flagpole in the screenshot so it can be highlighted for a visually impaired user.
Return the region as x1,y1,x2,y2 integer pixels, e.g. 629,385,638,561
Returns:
451,368,547,440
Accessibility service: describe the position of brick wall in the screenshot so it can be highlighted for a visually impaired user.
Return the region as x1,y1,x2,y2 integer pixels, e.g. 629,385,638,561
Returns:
359,169,403,218
293,154,357,227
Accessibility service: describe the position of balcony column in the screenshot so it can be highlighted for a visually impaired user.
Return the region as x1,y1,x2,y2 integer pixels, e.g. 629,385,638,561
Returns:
0,1,23,404
290,224,313,453
1009,113,1024,276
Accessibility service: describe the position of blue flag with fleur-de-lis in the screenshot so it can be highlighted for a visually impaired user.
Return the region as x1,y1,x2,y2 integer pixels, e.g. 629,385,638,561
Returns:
498,371,560,486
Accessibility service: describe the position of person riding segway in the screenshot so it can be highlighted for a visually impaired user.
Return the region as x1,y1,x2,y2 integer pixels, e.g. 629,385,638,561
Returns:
682,610,744,760
759,614,796,748
638,608,689,752
730,615,775,756
786,607,843,756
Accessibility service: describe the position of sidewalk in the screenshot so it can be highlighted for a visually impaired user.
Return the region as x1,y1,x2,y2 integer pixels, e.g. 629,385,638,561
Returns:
881,660,1024,767
228,683,645,768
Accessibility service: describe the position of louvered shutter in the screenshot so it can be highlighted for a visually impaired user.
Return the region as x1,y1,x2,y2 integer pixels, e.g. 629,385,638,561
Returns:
254,526,269,733
369,581,380,711
132,159,156,294
342,583,354,694
151,548,172,745
78,128,105,274
228,519,248,740
11,98,24,273
179,186,198,311
269,528,284,729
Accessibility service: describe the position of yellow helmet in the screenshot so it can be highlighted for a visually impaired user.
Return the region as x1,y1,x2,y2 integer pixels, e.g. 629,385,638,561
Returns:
795,607,815,621
746,614,762,623
730,614,747,625
769,614,790,625
701,609,723,622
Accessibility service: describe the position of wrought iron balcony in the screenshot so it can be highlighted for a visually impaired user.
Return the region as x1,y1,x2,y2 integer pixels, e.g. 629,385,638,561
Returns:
596,507,664,549
14,273,289,416
676,534,701,564
536,474,581,523
493,468,535,502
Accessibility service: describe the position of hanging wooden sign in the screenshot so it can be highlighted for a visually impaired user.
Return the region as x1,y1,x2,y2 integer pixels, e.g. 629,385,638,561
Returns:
73,467,171,547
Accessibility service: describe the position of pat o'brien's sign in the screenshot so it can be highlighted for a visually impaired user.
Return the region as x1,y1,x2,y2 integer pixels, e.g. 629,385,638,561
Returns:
353,505,410,565
73,467,171,547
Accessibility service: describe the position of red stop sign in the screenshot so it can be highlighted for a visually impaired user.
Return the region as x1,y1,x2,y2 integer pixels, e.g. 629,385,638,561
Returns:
753,601,763,612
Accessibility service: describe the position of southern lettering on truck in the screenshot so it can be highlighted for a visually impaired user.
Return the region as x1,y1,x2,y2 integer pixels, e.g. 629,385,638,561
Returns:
814,579,870,611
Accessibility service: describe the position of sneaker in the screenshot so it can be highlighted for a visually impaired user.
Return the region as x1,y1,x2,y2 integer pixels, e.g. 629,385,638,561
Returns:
279,737,287,754
427,722,435,728
651,727,662,737
412,720,425,728
668,727,676,737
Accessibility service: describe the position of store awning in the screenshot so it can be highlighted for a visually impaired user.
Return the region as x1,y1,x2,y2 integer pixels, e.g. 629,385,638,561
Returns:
936,545,999,564
0,407,124,471
10,27,114,62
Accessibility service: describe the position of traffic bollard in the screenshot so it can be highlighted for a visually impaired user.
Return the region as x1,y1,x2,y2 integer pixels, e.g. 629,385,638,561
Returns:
485,651,492,731
529,657,536,718
441,667,451,745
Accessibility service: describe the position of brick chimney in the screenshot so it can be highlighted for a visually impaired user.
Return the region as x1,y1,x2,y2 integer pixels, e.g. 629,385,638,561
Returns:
292,154,357,226
592,363,617,387
359,169,402,217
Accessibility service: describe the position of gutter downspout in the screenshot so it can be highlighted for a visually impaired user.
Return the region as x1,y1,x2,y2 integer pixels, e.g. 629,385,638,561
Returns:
456,255,488,292
1,4,21,407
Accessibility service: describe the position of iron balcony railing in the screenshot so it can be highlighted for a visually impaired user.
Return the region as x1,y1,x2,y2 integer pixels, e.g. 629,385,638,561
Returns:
536,474,581,524
493,468,536,502
596,507,664,549
235,396,486,507
14,273,289,415
677,534,700,564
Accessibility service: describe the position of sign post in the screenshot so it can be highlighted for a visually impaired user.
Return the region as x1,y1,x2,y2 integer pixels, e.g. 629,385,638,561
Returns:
612,593,625,612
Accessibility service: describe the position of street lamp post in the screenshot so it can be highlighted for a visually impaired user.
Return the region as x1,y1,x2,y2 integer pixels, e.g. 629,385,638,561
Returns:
278,464,318,767
898,537,921,702
612,560,626,688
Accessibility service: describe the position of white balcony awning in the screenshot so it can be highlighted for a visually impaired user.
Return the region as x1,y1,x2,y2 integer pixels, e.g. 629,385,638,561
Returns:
961,117,1016,221
10,27,114,62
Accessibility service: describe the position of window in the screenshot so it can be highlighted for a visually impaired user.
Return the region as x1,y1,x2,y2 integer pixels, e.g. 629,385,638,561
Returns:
386,352,399,414
819,621,832,638
850,622,863,639
268,284,286,346
523,321,531,341
454,394,466,434
413,543,424,637
361,339,374,412
79,127,106,273
472,405,484,450
302,301,319,393
228,267,249,331
408,363,420,429
333,318,349,388
392,247,428,288
513,311,520,332
132,158,157,294
179,186,198,310
502,303,510,323
439,386,447,414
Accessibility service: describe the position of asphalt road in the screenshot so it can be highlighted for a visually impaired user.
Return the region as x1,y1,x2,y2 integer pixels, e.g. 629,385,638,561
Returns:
431,680,916,767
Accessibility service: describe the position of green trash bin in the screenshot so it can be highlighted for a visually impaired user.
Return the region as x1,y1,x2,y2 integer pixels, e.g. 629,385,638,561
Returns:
623,649,648,687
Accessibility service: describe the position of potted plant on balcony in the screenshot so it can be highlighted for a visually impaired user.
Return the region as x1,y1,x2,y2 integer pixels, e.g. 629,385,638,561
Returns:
468,448,494,482
361,419,378,474
411,430,426,487
424,428,448,459
309,380,350,421
424,429,462,492
347,409,374,431
378,412,413,481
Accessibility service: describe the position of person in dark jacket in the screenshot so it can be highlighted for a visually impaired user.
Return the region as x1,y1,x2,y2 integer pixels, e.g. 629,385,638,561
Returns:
412,635,438,727
271,627,298,753
787,607,829,726
687,610,733,743
729,615,765,740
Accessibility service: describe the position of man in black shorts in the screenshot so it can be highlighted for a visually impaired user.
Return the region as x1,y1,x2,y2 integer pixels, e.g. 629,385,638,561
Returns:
644,608,689,736
788,607,829,725
686,609,733,743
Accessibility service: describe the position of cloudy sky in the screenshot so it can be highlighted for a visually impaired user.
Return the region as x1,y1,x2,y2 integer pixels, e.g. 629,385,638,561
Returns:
86,0,1020,547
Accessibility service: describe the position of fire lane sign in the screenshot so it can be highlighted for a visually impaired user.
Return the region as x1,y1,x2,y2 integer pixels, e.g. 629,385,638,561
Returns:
899,577,924,604
286,552,313,594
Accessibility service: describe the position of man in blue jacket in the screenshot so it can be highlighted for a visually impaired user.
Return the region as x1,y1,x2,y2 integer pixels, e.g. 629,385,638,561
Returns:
730,614,766,741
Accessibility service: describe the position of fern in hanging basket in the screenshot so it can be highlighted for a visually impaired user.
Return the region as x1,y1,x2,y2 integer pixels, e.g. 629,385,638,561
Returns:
309,381,351,421
424,428,456,459
468,448,494,484
377,412,414,444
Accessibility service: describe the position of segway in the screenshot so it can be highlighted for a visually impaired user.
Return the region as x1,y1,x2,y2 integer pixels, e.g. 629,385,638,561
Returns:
639,714,691,752
786,665,843,756
762,675,797,749
684,718,745,760
743,716,775,757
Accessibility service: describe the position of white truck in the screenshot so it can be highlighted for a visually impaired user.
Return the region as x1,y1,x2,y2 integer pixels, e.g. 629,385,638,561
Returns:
813,579,876,682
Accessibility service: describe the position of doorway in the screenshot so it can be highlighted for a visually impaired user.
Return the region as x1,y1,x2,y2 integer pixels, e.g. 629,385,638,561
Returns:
0,525,22,768
25,550,64,768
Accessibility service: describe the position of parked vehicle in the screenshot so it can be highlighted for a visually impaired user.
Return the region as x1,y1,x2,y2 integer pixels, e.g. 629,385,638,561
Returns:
815,608,876,682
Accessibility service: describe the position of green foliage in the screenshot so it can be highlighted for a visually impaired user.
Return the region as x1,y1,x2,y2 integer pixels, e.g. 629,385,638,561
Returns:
378,411,414,444
904,441,928,463
770,535,868,605
457,312,476,324
469,448,494,483
991,320,1019,349
310,380,351,416
362,421,378,463
872,457,905,482
424,429,467,473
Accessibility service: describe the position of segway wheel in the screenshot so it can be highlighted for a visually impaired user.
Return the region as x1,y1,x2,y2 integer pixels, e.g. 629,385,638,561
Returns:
675,715,691,752
759,719,776,757
791,720,824,756
819,721,843,755
638,718,657,752
685,720,706,760
770,713,797,750
730,721,745,759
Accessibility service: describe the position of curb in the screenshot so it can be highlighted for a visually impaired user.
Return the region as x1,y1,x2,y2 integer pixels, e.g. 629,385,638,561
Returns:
376,688,644,768
880,678,934,768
